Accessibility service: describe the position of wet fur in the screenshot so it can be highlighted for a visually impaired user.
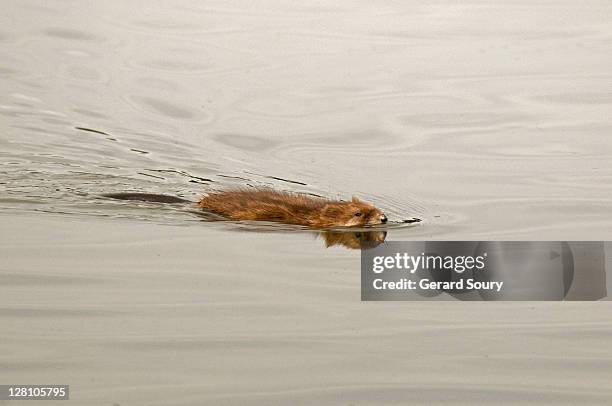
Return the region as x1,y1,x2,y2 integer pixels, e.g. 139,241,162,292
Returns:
198,189,386,228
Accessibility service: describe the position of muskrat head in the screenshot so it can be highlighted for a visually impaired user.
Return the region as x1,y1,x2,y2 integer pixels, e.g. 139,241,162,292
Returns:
320,196,387,227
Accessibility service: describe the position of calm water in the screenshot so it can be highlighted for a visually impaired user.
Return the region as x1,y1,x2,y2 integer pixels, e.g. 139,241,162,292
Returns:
1,1,612,405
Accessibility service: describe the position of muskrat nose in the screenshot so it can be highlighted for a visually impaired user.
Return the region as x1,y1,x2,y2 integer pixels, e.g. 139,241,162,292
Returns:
380,214,388,223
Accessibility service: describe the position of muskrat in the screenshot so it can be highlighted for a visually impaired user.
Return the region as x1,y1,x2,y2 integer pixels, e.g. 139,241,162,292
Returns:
103,190,398,247
198,189,387,228
103,189,388,229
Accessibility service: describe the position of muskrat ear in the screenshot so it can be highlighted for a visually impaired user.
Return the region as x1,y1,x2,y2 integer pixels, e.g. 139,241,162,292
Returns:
351,196,361,203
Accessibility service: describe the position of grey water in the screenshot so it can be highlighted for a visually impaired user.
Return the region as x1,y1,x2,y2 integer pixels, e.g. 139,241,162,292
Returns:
1,1,612,404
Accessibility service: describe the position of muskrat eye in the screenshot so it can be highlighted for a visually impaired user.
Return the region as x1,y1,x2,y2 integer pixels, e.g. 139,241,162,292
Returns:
354,212,362,217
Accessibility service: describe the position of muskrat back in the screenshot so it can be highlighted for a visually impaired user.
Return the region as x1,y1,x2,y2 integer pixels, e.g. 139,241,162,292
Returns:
198,189,387,228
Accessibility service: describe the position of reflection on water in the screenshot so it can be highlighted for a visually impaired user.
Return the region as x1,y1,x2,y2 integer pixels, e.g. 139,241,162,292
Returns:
321,230,387,249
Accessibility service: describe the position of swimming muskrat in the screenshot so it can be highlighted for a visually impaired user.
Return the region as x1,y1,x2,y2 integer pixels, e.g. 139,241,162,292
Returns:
102,189,416,248
197,189,387,228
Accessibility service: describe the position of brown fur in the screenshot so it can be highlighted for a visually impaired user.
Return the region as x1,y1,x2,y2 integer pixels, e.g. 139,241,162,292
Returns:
198,189,387,228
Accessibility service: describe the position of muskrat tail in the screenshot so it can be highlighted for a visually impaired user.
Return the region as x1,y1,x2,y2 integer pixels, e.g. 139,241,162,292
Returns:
102,193,193,204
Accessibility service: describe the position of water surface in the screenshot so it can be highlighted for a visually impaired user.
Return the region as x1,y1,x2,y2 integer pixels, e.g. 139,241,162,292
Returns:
1,1,612,404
